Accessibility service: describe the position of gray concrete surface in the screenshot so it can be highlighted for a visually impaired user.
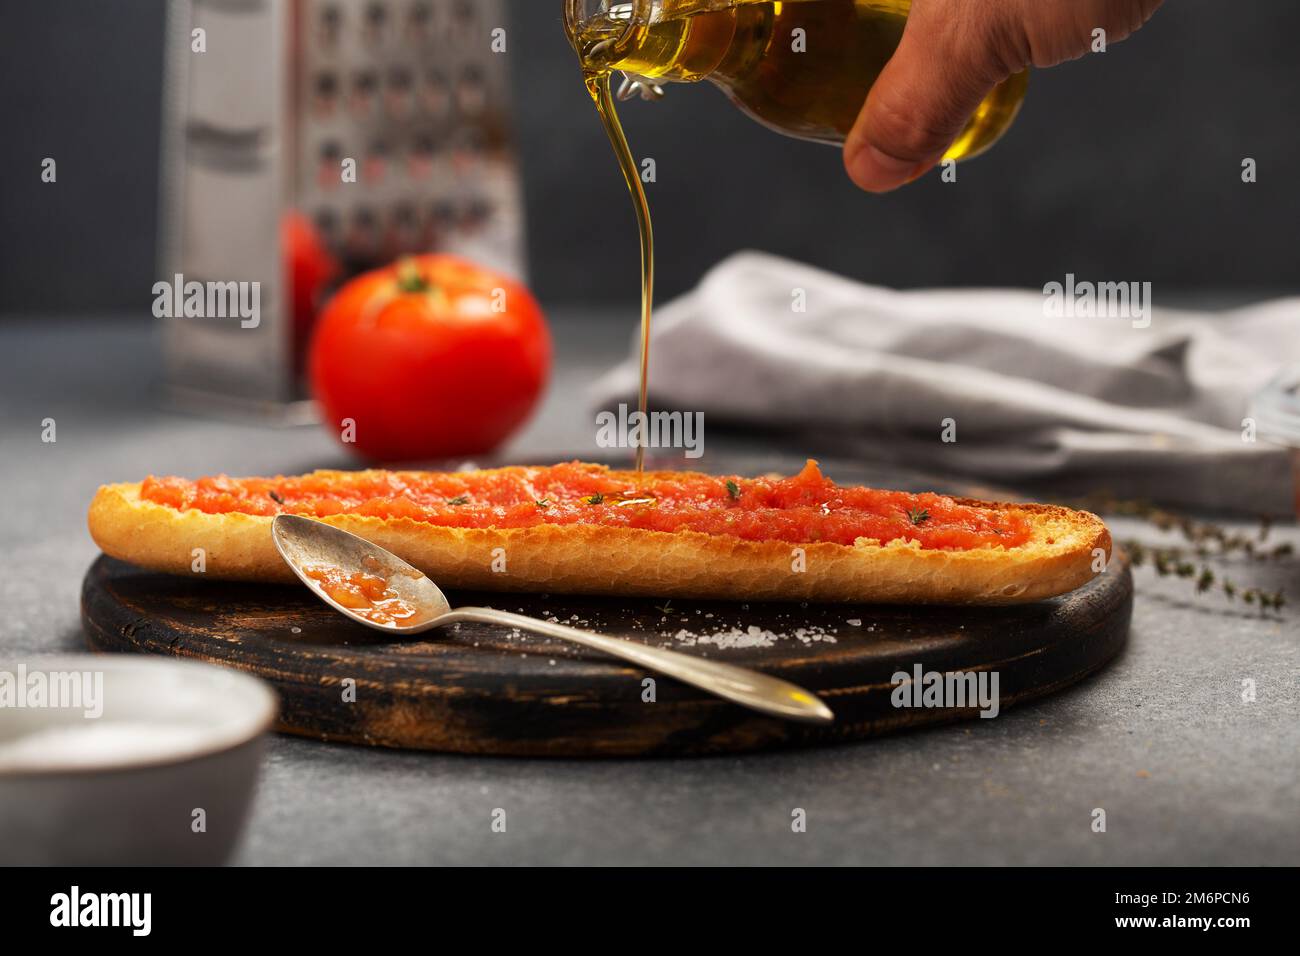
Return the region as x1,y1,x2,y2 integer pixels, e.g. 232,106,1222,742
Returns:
1,314,1296,865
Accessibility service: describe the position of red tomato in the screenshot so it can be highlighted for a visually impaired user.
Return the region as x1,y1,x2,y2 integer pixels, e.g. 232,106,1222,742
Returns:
309,254,551,462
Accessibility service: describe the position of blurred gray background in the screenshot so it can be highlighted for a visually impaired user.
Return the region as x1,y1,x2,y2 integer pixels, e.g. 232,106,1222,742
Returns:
1,0,1297,315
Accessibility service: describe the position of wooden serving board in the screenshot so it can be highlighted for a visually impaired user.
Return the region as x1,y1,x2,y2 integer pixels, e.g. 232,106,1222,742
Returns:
82,546,1131,756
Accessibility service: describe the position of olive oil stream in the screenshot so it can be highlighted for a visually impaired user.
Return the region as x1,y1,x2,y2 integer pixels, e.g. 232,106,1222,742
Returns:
571,1,1027,473
585,71,654,473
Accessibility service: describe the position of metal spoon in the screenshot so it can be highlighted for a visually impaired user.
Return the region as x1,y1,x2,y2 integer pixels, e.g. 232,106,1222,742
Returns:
271,515,833,725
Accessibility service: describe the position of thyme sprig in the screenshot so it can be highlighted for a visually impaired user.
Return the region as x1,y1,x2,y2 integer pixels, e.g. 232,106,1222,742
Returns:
1123,541,1286,612
1076,494,1293,562
1071,494,1290,614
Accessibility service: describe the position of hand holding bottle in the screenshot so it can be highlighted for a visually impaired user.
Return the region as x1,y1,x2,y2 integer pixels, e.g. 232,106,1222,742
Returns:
844,0,1165,192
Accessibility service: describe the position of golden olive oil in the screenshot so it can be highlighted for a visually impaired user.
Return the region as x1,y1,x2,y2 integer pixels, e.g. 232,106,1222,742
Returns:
572,0,1028,153
585,70,655,473
568,1,1028,471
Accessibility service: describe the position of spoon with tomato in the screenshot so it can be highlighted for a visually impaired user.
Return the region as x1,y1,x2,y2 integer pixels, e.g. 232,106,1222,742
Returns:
271,515,834,725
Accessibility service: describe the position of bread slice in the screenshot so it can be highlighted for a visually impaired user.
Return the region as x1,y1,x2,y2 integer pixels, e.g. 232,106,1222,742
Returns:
87,472,1110,605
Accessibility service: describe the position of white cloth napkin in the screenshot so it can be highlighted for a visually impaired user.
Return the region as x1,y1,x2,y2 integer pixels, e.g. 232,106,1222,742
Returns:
590,251,1300,513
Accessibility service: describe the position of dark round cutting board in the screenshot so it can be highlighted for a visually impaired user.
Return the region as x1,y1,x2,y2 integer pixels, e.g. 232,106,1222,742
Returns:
81,548,1131,757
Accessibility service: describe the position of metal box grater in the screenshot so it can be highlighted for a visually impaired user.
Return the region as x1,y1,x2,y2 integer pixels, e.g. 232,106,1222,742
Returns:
158,0,527,419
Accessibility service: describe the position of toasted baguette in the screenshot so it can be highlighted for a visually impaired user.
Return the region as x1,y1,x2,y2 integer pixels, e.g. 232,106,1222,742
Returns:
88,474,1110,605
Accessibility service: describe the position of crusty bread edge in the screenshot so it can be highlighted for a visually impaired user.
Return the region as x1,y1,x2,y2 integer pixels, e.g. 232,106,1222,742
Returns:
88,481,1110,605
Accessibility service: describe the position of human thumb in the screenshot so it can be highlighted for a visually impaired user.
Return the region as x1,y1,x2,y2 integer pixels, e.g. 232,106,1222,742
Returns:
844,2,1014,192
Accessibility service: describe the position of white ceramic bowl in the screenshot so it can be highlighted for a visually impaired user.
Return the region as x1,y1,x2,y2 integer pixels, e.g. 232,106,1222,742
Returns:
0,654,277,865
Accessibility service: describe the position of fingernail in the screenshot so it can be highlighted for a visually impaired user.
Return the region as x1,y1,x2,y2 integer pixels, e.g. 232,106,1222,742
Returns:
847,144,921,193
